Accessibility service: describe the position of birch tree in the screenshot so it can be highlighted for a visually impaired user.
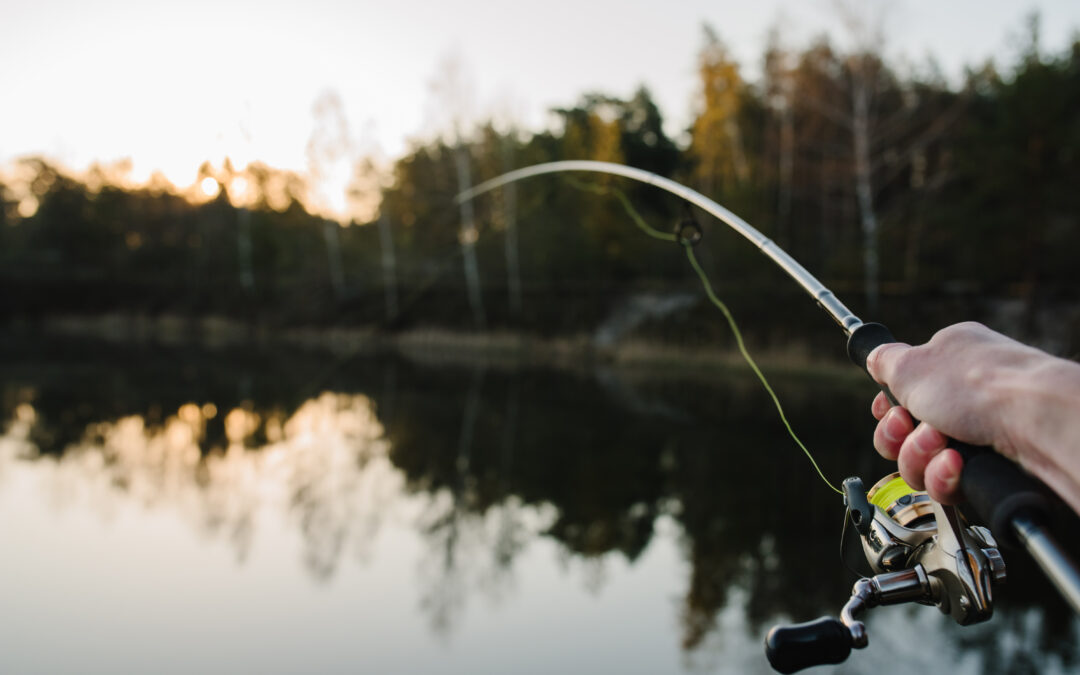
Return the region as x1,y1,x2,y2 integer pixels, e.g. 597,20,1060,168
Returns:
350,157,399,320
429,53,486,330
306,90,352,299
793,2,970,313
764,29,797,249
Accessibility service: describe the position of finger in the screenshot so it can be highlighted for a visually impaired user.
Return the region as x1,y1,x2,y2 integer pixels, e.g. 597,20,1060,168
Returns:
897,422,948,491
865,342,911,386
871,391,891,420
873,406,913,460
923,448,963,504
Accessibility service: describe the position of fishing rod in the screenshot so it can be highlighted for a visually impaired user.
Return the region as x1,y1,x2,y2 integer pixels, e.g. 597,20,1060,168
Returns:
457,159,1080,672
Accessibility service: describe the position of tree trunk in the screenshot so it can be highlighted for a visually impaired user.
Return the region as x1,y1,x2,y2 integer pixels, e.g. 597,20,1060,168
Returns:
725,117,751,186
377,209,398,319
454,146,486,330
776,95,795,248
852,78,880,315
819,153,831,271
237,207,255,291
904,150,927,289
501,137,522,316
322,218,345,299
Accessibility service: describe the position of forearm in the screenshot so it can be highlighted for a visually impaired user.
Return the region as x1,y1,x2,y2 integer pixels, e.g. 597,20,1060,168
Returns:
999,354,1080,514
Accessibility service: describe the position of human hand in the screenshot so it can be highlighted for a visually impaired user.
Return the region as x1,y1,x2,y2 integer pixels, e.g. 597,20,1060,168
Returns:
865,322,1036,504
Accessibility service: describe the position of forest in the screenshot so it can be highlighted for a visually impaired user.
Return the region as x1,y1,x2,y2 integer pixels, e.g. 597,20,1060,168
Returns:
3,24,1079,357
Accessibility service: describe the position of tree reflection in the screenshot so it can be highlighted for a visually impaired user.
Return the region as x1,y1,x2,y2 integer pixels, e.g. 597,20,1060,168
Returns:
1,340,1077,667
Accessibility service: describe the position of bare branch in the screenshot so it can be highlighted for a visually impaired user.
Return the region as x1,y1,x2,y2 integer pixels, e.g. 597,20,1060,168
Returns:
871,86,973,196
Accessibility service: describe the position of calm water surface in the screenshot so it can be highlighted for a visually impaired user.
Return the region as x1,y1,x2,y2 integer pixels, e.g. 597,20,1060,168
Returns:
0,337,1076,674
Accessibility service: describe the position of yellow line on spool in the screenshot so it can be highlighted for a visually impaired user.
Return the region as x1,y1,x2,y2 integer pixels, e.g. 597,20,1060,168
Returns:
869,475,917,511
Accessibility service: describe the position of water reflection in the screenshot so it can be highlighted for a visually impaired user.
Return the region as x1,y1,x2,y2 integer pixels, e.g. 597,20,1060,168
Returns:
1,338,1077,673
6,388,393,577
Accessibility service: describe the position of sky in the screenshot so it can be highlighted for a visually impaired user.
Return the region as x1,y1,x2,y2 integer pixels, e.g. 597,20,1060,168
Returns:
2,0,1078,218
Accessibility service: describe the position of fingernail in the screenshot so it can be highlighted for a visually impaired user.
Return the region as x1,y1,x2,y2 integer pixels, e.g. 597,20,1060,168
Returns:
942,468,959,494
865,346,880,377
913,426,940,454
911,423,946,455
883,409,905,443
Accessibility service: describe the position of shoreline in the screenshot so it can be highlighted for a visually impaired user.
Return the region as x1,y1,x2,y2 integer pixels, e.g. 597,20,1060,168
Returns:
6,311,866,383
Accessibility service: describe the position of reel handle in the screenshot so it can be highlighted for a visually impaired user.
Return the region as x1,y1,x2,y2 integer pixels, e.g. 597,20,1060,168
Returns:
847,322,1052,546
765,617,853,673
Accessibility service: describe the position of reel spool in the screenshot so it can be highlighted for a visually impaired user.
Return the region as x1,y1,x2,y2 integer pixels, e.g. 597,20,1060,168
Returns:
867,473,934,528
858,472,939,574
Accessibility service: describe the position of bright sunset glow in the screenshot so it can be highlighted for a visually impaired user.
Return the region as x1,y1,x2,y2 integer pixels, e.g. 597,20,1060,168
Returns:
17,198,39,219
2,1,1079,221
200,177,220,198
230,176,252,204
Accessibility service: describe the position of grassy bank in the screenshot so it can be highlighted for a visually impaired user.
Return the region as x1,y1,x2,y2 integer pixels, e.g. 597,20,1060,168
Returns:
8,311,867,384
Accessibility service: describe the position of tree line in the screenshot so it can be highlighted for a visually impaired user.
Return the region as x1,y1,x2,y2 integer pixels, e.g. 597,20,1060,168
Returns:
2,25,1079,351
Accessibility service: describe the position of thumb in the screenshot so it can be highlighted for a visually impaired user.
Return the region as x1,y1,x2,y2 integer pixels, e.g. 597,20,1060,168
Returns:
866,342,911,388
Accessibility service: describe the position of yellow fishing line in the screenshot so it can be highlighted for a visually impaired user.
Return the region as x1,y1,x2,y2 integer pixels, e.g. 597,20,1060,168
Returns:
578,179,843,496
868,475,916,511
685,247,842,495
562,177,677,243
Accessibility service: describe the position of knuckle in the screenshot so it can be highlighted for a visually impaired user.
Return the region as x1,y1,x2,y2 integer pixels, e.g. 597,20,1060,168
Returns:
912,424,944,454
889,345,911,373
937,321,985,343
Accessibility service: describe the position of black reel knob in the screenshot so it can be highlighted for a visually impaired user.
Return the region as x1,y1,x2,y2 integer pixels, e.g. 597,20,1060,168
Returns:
765,617,853,673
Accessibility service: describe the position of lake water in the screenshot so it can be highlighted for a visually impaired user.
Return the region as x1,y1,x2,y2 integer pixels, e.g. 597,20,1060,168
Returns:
1,337,1077,674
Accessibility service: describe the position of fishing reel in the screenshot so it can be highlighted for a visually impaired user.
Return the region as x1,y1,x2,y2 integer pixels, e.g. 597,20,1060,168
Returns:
765,472,1007,673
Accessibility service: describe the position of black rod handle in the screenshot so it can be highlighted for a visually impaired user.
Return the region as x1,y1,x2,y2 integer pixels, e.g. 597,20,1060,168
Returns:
765,617,852,673
846,322,1051,545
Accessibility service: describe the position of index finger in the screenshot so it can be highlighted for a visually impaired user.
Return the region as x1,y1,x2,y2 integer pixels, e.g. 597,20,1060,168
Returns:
871,391,891,420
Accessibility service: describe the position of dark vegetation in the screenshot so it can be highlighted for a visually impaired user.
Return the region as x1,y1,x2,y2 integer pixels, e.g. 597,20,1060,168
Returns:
3,25,1079,356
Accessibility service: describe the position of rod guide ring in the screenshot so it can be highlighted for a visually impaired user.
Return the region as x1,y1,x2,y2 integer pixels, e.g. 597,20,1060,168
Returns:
676,219,702,247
